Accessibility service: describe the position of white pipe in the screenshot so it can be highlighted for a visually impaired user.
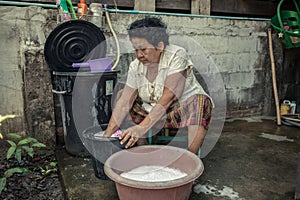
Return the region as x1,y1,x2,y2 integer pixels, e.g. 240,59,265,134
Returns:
104,5,120,71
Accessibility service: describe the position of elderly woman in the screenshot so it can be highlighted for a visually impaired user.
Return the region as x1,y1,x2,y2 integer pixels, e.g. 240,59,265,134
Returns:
104,17,213,155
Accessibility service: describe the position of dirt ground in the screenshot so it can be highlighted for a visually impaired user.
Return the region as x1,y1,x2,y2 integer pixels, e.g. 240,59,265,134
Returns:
0,139,65,200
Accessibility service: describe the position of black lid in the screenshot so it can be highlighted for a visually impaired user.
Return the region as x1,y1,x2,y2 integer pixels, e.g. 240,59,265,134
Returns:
44,20,107,72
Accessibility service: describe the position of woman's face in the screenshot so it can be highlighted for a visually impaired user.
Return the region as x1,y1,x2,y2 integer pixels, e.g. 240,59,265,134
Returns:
131,37,163,66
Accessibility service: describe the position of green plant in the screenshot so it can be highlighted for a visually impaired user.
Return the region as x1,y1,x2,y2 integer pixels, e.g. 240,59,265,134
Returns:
5,133,46,163
39,162,58,177
0,114,46,195
0,167,31,194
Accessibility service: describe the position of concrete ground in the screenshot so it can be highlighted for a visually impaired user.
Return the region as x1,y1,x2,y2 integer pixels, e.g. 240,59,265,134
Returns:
56,117,300,200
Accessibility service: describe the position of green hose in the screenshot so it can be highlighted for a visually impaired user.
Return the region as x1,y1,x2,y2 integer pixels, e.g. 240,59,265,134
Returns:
66,0,77,20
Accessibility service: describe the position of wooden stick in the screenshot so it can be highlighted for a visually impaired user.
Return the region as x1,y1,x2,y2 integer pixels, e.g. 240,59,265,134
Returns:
268,28,281,125
281,115,300,123
191,0,211,15
134,0,155,11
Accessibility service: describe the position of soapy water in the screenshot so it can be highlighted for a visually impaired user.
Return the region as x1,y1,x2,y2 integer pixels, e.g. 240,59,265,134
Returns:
94,131,105,138
120,165,187,182
193,183,242,200
93,130,123,138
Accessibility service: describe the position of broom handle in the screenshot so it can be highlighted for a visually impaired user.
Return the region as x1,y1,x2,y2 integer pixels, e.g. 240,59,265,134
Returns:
268,28,281,125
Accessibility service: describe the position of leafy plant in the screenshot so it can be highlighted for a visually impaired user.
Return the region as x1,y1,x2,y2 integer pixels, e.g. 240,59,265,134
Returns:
0,167,31,194
6,133,46,163
39,162,58,176
0,115,46,195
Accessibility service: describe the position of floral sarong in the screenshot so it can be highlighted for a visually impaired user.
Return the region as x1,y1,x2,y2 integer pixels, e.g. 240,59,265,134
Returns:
129,94,212,130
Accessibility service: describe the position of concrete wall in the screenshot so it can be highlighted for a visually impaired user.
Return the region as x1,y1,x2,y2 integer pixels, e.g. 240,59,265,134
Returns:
0,6,283,143
104,14,278,118
0,6,57,145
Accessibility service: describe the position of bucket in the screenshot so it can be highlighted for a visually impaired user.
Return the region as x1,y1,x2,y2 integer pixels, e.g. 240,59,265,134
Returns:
281,100,291,115
52,70,119,156
104,145,204,200
82,126,126,180
270,0,300,48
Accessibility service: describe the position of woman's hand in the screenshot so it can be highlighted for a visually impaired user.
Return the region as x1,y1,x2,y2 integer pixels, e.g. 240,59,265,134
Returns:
103,129,113,137
119,125,148,148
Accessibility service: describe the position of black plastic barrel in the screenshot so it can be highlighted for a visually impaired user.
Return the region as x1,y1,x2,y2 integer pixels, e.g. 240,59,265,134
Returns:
52,70,119,157
44,19,113,156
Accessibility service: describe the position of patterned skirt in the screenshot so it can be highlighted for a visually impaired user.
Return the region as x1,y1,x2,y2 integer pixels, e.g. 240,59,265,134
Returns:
129,94,212,130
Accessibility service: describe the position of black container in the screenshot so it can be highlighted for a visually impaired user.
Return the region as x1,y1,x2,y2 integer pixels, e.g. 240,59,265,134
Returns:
52,70,119,157
82,126,126,180
44,20,107,72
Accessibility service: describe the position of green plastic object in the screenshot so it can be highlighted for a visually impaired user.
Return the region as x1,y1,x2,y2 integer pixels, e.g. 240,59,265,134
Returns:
271,0,300,49
66,0,77,20
58,0,72,22
59,0,69,13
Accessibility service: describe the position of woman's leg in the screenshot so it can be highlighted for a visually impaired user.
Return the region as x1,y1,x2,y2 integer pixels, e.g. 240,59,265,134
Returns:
126,94,212,149
164,94,212,154
188,125,207,155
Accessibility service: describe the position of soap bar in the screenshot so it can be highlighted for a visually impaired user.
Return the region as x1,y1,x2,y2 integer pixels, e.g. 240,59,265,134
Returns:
111,129,123,137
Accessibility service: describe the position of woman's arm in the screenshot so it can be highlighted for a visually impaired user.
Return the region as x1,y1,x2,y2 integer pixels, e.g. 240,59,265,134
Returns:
120,69,187,147
104,85,138,137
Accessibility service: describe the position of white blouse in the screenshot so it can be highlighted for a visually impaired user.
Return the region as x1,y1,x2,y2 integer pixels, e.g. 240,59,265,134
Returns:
126,44,211,112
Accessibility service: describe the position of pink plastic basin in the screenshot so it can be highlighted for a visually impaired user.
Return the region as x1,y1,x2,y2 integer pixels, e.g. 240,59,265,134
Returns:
104,145,204,200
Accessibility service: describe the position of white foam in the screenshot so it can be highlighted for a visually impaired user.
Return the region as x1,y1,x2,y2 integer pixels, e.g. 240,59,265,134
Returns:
120,165,187,182
259,132,294,142
193,183,243,200
94,131,105,138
